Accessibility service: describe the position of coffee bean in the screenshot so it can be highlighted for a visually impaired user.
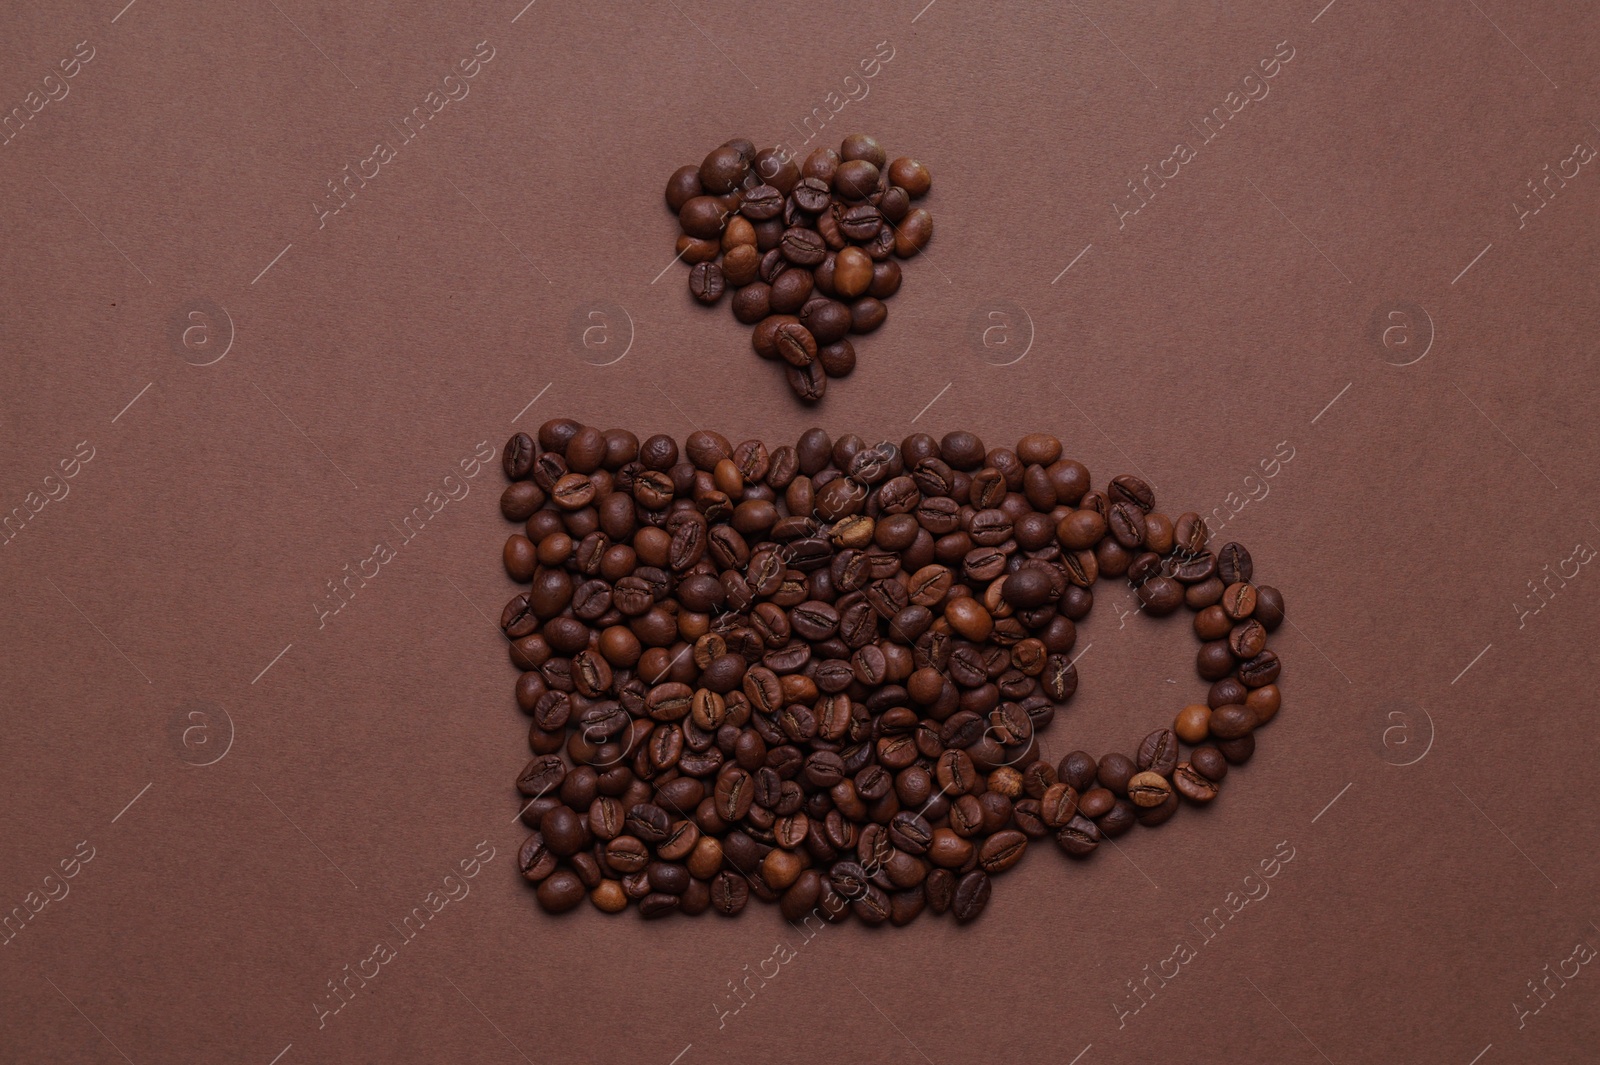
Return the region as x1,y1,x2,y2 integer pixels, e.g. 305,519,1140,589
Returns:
1191,746,1228,782
1208,704,1257,740
952,870,991,921
1056,815,1100,857
1218,542,1252,585
1098,753,1136,796
688,261,725,304
1173,763,1218,803
774,322,818,367
1136,728,1179,776
891,208,931,257
779,226,826,266
504,433,535,480
519,832,556,882
1217,733,1256,765
1255,585,1286,630
1127,771,1172,808
978,830,1028,873
741,184,784,220
834,159,880,199
536,870,585,913
1238,650,1281,687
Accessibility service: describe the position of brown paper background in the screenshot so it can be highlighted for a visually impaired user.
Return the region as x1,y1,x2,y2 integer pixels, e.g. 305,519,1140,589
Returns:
3,1,1598,1062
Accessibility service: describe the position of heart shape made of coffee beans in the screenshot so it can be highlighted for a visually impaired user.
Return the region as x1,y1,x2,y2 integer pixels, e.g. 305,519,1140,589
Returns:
665,134,934,404
501,424,1285,924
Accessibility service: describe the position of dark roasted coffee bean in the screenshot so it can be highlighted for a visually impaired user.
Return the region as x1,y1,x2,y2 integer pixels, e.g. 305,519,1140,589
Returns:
740,184,784,220
834,159,880,200
536,870,585,913
779,226,827,266
504,433,535,480
1217,733,1256,764
1109,474,1154,512
1217,542,1253,585
688,261,725,304
708,870,748,915
1191,746,1228,782
1136,728,1179,776
1238,650,1281,687
1208,704,1257,740
1097,753,1136,796
518,832,557,882
1254,585,1286,630
978,830,1027,873
952,870,991,922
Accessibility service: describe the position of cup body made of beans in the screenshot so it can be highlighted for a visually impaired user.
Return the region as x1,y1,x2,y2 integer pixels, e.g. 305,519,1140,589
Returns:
503,423,1285,923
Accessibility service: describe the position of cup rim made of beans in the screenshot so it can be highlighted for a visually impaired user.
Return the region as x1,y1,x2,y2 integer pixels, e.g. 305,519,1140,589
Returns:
502,422,1285,925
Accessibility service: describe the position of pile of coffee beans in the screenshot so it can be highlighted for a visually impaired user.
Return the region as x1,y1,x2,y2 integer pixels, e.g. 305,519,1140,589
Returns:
665,134,933,403
501,422,1286,924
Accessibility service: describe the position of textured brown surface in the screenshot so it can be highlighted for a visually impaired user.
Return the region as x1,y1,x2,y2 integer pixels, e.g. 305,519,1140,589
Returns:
4,1,1599,1062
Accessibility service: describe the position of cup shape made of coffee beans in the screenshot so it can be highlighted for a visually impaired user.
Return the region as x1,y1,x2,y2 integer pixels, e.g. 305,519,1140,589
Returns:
502,423,1286,924
666,135,933,405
